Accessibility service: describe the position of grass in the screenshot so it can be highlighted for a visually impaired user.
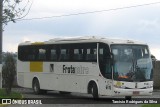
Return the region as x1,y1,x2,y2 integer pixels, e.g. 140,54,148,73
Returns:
142,104,160,107
0,89,22,99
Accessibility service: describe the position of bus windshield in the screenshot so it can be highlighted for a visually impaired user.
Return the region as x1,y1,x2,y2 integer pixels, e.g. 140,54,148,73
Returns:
111,45,153,82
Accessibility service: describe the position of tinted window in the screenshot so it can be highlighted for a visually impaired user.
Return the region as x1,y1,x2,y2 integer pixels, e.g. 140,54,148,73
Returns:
18,43,97,62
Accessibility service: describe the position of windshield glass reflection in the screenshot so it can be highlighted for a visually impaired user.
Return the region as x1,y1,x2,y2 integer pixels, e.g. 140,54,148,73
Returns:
111,45,153,82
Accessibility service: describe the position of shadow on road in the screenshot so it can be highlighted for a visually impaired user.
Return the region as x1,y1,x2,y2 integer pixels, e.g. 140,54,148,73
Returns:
13,88,126,104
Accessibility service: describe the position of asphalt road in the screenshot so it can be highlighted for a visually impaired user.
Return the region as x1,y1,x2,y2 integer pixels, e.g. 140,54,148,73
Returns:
4,88,160,107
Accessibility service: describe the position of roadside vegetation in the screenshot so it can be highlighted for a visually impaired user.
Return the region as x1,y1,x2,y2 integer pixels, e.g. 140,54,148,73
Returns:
2,53,16,95
142,104,160,107
0,88,22,99
0,53,22,101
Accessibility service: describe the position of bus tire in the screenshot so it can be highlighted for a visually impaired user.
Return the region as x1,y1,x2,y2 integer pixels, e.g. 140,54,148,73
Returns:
91,83,99,99
33,79,41,95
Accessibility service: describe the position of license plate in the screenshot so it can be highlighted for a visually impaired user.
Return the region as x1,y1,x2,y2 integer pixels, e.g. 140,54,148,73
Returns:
133,91,139,95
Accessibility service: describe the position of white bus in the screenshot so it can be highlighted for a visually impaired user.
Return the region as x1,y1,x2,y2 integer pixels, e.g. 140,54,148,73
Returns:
17,36,153,99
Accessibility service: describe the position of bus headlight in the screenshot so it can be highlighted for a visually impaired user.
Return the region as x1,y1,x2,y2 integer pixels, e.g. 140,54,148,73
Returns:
114,81,126,89
114,85,126,89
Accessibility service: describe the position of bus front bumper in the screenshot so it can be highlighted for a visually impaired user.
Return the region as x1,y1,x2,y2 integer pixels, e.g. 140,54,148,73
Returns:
113,87,153,96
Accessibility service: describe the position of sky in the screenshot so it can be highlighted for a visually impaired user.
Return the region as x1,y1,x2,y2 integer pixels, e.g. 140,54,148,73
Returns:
3,0,160,60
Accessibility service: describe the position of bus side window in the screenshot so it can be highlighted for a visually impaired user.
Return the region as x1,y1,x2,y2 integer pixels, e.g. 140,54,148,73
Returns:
86,48,97,62
81,43,97,62
59,45,70,61
19,46,38,61
60,49,67,61
51,49,57,61
18,46,30,61
83,48,87,61
74,49,83,61
28,47,37,61
38,48,46,60
86,49,91,61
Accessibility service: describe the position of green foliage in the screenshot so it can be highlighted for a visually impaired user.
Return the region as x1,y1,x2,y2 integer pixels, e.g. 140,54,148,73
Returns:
2,0,31,25
2,53,16,95
0,89,22,98
142,104,160,107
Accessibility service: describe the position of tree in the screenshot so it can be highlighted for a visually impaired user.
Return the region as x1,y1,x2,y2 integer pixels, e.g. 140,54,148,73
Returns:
2,0,32,25
2,53,16,95
0,0,31,88
0,0,31,62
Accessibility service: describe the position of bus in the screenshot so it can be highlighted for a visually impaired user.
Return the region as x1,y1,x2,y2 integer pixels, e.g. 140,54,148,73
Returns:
17,36,153,99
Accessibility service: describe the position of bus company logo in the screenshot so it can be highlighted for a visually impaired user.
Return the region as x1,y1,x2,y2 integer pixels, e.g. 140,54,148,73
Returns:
2,99,11,104
63,65,75,74
63,65,89,74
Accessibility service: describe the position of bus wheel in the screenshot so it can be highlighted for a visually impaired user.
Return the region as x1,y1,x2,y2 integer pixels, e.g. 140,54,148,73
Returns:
91,83,99,99
33,79,41,95
125,96,132,100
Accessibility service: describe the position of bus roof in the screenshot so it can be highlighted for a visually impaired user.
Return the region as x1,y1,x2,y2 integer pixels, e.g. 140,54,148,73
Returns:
19,36,147,46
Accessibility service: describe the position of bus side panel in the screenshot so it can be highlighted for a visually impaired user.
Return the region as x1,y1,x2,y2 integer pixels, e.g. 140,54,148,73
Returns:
17,60,30,87
35,62,58,91
38,62,89,93
38,62,101,93
98,78,113,96
39,62,113,96
17,60,114,96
